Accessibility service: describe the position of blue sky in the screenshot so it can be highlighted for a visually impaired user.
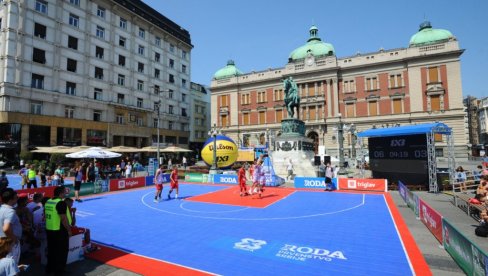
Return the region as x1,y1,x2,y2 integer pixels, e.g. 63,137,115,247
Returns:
145,0,487,99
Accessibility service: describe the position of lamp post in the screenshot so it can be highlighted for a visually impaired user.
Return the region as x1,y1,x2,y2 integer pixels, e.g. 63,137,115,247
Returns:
349,124,357,163
153,87,170,165
208,123,220,172
337,113,345,174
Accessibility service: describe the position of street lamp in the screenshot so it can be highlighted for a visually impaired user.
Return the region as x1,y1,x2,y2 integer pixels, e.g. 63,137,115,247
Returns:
337,113,345,174
153,87,170,165
208,123,220,172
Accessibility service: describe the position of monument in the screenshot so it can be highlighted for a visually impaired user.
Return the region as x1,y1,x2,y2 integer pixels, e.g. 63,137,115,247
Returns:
271,77,316,180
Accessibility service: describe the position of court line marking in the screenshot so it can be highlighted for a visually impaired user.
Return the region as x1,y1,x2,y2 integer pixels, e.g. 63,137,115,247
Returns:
179,201,250,213
141,191,366,221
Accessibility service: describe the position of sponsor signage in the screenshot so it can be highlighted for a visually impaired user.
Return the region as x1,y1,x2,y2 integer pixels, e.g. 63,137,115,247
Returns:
294,177,337,190
443,219,475,274
185,173,206,183
19,186,56,200
212,174,238,185
337,178,387,192
63,180,109,197
419,198,443,243
398,181,407,202
109,177,145,191
145,174,170,186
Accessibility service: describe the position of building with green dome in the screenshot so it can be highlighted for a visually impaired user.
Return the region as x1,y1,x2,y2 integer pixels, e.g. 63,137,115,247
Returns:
211,23,468,161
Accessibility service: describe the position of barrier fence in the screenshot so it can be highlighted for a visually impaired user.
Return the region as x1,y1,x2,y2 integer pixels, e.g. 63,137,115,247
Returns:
398,181,488,275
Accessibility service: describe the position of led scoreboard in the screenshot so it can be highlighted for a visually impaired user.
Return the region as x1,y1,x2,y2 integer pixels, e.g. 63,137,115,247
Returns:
368,134,429,186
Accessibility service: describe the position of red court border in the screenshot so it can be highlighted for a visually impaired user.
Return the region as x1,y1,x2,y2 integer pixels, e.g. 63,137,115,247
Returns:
383,193,432,276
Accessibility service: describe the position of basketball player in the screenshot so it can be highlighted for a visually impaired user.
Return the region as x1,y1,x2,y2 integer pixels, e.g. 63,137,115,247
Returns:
238,163,248,196
168,166,179,199
153,164,165,202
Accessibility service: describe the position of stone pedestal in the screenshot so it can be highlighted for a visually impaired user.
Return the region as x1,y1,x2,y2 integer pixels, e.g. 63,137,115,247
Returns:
271,119,316,179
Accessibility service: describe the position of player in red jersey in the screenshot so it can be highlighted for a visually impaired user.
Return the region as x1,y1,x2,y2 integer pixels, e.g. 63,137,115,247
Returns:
168,166,179,199
153,164,165,202
238,163,248,196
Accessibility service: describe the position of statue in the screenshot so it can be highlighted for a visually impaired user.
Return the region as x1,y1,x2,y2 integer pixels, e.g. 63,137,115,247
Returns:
283,76,300,118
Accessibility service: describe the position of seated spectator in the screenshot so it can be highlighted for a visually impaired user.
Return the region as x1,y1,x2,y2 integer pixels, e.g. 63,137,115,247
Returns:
0,237,28,275
115,165,122,179
474,165,484,183
64,198,98,253
26,193,42,213
455,166,467,193
476,178,488,202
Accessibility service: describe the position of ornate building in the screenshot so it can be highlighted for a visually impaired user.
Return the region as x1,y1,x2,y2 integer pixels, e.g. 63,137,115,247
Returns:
210,22,467,160
0,0,192,161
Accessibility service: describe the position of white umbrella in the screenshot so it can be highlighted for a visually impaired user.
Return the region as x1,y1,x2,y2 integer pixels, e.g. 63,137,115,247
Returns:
66,147,121,159
159,146,192,153
109,146,145,153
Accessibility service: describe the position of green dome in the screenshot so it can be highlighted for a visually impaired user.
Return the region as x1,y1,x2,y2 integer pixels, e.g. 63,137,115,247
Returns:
409,21,455,47
213,60,243,80
289,25,335,61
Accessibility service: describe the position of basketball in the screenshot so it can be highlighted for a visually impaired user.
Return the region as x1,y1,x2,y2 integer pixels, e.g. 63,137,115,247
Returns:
201,135,238,168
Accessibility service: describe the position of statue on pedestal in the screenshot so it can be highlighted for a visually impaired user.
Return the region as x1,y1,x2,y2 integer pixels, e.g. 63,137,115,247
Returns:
283,76,300,119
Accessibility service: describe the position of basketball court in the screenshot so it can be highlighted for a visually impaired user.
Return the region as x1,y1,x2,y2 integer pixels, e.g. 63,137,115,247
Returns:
74,184,429,275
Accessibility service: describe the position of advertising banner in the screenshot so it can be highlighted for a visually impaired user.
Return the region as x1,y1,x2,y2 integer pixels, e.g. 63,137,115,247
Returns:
212,174,238,185
109,177,145,192
419,198,443,243
94,179,109,193
294,177,337,190
398,181,408,202
443,218,474,274
185,173,206,183
18,186,56,200
145,174,170,186
148,158,158,176
337,178,387,192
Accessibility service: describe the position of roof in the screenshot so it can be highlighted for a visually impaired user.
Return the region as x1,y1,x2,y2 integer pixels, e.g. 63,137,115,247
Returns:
289,25,335,61
213,60,243,80
409,21,454,47
357,122,452,138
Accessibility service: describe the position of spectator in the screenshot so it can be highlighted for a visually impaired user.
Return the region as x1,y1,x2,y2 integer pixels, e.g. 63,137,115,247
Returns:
0,188,22,264
33,197,49,265
17,165,28,190
476,176,488,203
38,167,47,187
286,158,294,181
120,160,126,177
0,171,8,191
45,186,71,275
182,156,187,170
318,161,325,177
125,162,132,178
0,237,28,275
87,162,95,183
167,158,172,170
80,163,87,183
26,193,43,213
115,165,122,179
324,163,333,191
64,198,98,253
26,165,37,189
15,196,38,254
74,165,83,203
455,166,468,193
54,166,65,185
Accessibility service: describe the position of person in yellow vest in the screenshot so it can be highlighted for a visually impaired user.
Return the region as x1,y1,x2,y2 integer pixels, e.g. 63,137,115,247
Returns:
45,186,72,275
27,164,37,189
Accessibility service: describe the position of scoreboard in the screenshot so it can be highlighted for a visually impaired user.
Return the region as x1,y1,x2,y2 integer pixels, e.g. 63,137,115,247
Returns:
368,134,429,186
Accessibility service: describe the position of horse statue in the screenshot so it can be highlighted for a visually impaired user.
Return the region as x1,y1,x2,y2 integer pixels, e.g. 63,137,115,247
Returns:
283,76,300,118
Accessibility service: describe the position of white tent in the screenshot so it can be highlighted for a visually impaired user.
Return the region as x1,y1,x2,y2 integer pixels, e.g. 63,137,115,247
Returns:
66,147,121,159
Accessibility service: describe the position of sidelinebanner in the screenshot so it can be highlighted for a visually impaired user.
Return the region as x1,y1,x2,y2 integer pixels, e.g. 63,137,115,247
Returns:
337,178,387,192
109,177,145,191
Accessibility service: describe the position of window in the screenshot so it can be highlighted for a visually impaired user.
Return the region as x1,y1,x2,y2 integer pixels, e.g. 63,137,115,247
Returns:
389,74,402,88
275,110,283,123
169,74,174,83
220,95,229,106
116,114,124,124
93,111,101,121
65,106,74,118
69,14,79,28
155,37,161,46
257,91,266,103
346,103,355,117
169,44,175,53
94,67,103,79
241,93,250,105
434,133,443,142
137,62,144,73
69,0,80,6
119,18,127,29
137,80,143,91
243,113,250,125
97,6,105,18
118,74,125,86
35,1,47,14
96,26,105,39
155,52,160,62
67,58,77,72
368,101,378,116
169,105,174,114
428,67,439,83
182,50,187,59
154,85,160,94
94,88,102,100
431,95,441,112
343,80,355,93
33,48,46,64
308,106,316,120
168,121,173,130
168,89,173,99
95,46,104,59
137,117,143,126
31,74,44,89
154,69,160,79
181,79,187,88
182,108,187,117
30,101,42,114
181,123,187,132
117,93,124,104
153,118,158,128
138,45,144,55
66,82,76,95
366,77,378,91
392,98,402,114
169,59,174,68
273,89,283,101
182,64,187,74
118,55,125,66
137,98,143,108
182,94,186,102
138,28,145,38
68,36,78,50
119,36,126,47
259,111,266,124
34,23,46,39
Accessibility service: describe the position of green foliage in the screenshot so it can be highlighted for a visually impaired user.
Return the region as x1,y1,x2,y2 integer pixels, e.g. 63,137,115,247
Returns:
19,151,33,163
50,153,65,167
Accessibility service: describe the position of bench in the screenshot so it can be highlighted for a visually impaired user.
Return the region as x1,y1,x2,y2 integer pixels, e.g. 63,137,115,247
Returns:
449,180,477,193
454,192,485,219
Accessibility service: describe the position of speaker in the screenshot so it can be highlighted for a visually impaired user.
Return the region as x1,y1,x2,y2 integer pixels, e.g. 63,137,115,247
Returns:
314,156,321,166
323,156,331,165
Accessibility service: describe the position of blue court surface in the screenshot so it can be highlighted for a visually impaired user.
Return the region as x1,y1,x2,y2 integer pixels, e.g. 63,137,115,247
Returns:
4,174,73,190
75,184,419,275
